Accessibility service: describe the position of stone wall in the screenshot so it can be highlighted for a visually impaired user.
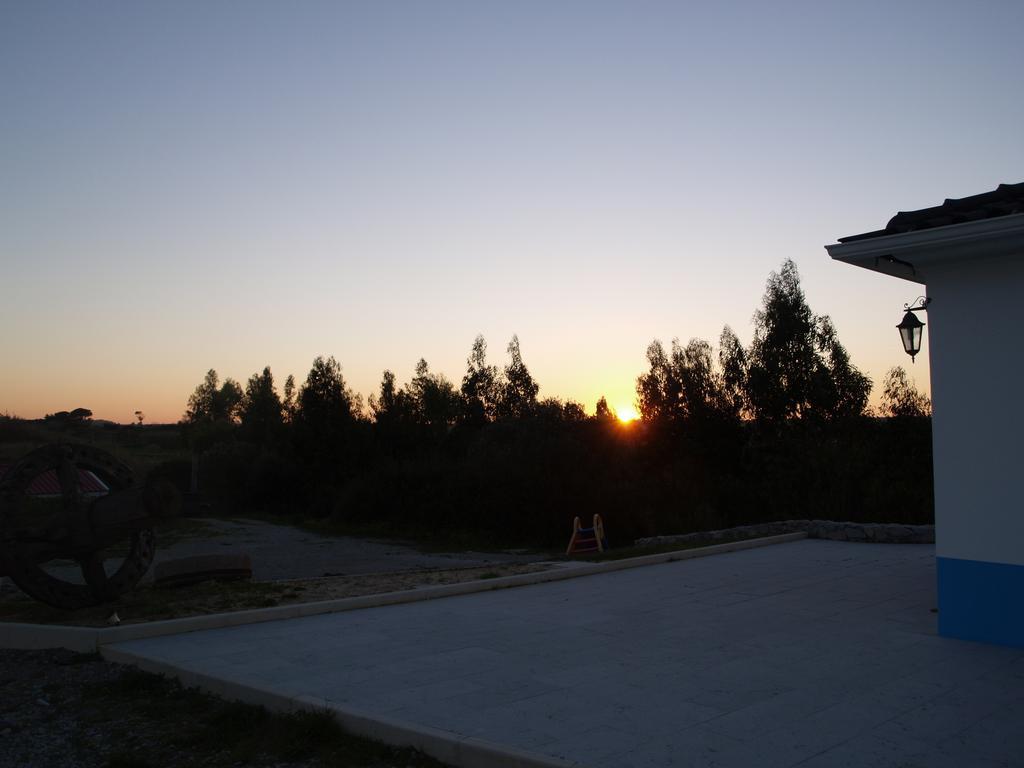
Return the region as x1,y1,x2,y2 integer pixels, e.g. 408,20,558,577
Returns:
635,520,934,548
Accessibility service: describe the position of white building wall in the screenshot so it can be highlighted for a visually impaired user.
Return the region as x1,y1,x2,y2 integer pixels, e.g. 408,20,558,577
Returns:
927,253,1024,568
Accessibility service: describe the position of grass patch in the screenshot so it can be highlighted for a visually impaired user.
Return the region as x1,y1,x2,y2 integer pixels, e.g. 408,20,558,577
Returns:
0,578,293,626
80,662,448,767
0,562,552,626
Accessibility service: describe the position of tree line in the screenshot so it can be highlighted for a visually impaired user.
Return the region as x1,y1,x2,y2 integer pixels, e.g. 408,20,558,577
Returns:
183,333,588,442
177,260,932,548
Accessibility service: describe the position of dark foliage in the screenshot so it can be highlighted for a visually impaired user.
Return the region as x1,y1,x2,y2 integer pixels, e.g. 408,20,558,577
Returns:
745,260,871,422
495,335,539,420
184,369,243,426
181,263,933,548
292,356,360,487
880,367,931,418
0,413,44,443
460,335,500,425
239,366,284,446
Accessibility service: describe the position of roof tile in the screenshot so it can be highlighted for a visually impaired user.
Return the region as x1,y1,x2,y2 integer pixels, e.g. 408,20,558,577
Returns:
838,182,1024,243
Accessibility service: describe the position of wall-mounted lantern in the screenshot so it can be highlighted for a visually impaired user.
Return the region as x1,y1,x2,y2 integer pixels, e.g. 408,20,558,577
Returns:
897,297,931,362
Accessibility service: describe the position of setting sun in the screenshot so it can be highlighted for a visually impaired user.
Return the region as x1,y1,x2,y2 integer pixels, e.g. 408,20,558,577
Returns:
616,405,639,423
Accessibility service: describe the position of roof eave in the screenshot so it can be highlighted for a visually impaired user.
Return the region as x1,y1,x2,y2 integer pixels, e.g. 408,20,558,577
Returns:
825,214,1024,285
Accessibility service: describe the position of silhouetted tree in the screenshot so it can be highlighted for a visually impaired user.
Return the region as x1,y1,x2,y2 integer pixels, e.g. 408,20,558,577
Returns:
536,397,566,422
368,369,419,457
636,341,677,424
719,326,748,419
497,335,539,419
813,317,871,419
562,400,587,421
296,356,353,427
43,409,85,432
181,369,242,451
595,396,617,421
220,380,243,421
44,408,92,427
409,359,460,429
240,366,283,444
183,369,243,424
672,338,732,425
460,335,499,424
745,261,818,421
637,338,732,428
282,375,297,423
370,370,414,425
745,260,869,421
293,356,356,478
880,367,931,418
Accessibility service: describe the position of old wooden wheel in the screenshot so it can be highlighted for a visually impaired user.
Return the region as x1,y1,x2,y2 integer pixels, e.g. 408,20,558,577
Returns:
0,443,156,610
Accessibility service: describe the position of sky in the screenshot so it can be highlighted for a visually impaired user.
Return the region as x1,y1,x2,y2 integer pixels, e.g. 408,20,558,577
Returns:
2,1,1022,423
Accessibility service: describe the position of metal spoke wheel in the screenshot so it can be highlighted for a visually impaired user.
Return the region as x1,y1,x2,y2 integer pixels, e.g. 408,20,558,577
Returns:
0,443,156,610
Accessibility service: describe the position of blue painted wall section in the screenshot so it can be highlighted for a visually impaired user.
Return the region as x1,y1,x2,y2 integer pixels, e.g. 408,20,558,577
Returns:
937,557,1024,648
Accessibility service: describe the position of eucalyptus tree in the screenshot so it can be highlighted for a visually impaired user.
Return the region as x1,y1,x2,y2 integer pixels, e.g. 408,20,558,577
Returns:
497,335,539,420
460,334,500,424
880,367,931,418
745,260,870,422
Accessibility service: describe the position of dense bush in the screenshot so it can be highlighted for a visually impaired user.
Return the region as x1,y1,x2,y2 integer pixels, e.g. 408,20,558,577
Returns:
147,458,193,494
316,415,932,548
179,260,935,549
0,414,42,444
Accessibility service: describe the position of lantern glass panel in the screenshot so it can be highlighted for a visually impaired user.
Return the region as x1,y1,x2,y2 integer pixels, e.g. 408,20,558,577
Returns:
899,326,913,355
897,310,925,358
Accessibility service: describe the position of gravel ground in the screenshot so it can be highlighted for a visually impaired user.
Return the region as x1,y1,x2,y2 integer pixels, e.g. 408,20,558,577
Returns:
0,649,150,768
31,517,548,587
0,649,446,768
154,518,546,580
1,516,556,626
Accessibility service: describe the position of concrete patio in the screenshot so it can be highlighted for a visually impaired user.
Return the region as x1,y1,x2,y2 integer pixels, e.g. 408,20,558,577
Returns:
106,540,1024,767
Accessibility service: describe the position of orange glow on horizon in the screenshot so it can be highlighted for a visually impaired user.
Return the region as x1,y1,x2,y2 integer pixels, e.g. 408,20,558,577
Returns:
616,404,639,423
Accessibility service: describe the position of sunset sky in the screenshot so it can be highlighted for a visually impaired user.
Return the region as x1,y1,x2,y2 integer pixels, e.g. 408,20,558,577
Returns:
2,1,1022,423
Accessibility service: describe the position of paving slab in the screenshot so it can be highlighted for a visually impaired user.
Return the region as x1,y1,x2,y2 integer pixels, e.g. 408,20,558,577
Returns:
105,540,1024,768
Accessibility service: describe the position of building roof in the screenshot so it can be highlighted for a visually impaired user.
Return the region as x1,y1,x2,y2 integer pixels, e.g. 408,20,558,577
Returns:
0,464,109,497
838,182,1024,243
